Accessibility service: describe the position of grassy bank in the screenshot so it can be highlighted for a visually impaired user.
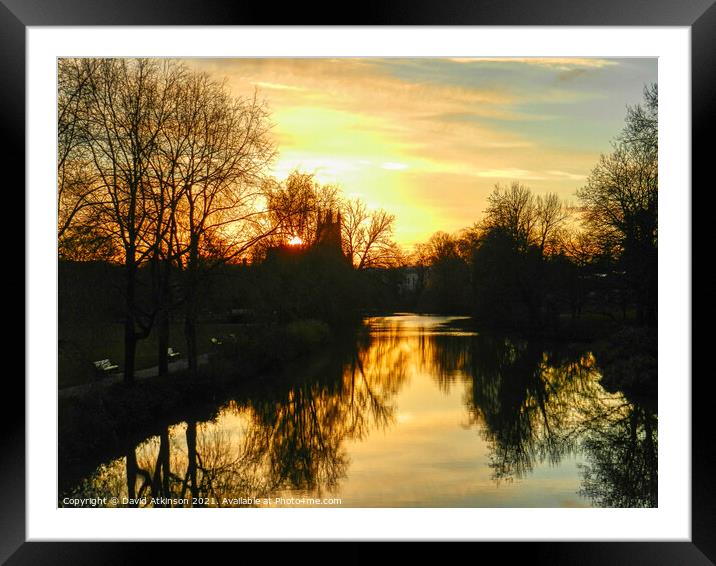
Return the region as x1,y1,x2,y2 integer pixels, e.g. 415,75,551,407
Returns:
59,321,261,388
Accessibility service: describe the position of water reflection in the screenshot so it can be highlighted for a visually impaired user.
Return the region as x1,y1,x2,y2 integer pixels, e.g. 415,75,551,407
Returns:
60,314,657,507
462,334,657,507
578,400,657,507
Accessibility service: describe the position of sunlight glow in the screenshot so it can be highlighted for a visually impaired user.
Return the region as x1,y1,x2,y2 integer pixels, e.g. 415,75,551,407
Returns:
189,57,657,247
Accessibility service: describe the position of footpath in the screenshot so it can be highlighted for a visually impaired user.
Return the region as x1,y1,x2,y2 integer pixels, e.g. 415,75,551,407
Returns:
59,353,210,400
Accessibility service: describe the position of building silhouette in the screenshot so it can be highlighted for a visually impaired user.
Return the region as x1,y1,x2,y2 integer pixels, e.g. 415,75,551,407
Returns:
264,208,348,264
315,209,343,254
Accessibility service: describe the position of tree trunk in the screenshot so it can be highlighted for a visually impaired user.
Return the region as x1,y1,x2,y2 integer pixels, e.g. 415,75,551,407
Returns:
186,420,199,503
123,255,137,385
185,235,199,377
159,428,170,498
185,310,198,377
157,260,170,377
126,447,138,506
158,312,169,377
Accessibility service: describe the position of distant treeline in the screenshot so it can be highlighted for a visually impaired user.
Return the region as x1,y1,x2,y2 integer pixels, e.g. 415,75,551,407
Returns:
408,84,658,333
60,250,399,330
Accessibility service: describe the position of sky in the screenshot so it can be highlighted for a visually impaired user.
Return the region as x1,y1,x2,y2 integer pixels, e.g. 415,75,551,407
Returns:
189,57,657,248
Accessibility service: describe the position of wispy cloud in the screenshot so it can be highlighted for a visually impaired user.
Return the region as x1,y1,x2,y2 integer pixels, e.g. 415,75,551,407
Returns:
476,168,545,180
252,81,307,91
545,170,588,181
447,57,620,70
382,162,409,171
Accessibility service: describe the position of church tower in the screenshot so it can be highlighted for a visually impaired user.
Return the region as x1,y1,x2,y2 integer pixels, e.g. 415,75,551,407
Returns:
315,209,345,257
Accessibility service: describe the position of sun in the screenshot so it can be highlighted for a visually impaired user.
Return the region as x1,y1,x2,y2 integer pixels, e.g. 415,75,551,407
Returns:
288,236,303,246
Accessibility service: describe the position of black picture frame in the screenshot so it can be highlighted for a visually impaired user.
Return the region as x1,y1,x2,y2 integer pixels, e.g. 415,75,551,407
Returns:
7,0,710,563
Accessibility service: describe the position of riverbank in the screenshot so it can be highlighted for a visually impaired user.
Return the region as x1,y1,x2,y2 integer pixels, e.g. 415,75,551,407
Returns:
58,318,347,492
59,313,657,497
59,313,658,508
59,321,253,389
59,353,211,400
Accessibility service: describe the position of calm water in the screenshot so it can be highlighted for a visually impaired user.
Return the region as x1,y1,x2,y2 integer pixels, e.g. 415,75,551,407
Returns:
60,314,657,508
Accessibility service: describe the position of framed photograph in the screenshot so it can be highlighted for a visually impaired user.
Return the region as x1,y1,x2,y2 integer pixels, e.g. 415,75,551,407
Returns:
11,0,709,562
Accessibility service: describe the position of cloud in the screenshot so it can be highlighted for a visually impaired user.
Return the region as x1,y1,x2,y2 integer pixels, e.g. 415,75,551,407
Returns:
447,57,619,70
473,168,587,182
544,170,587,181
382,162,409,170
476,168,546,180
252,81,307,91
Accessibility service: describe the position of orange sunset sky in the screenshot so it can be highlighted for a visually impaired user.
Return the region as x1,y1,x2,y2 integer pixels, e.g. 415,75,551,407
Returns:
189,57,657,248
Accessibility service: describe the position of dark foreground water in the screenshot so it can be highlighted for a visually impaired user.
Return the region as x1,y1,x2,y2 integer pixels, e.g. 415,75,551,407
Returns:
60,314,657,508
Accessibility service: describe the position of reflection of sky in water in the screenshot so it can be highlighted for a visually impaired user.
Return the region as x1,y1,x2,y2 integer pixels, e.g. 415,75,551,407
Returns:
63,314,653,508
337,344,590,508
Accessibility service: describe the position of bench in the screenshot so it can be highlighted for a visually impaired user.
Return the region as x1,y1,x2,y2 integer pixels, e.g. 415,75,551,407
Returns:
167,347,181,359
93,359,119,373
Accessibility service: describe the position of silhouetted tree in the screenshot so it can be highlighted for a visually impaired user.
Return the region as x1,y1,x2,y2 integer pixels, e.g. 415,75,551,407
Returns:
341,198,401,269
163,77,275,375
482,182,567,255
472,184,568,330
558,231,603,320
577,84,658,325
416,231,471,313
620,83,658,159
57,59,106,253
262,170,341,250
471,226,524,325
69,58,184,384
58,58,276,382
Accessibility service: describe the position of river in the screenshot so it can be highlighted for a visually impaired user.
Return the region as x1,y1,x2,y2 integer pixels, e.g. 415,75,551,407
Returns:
59,314,657,508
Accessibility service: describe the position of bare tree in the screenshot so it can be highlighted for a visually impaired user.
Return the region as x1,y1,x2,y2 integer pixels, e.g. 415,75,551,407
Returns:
483,182,567,257
577,142,657,324
577,145,657,258
578,83,658,260
562,230,601,269
58,59,277,381
575,84,658,325
483,182,538,253
165,76,276,375
620,83,657,160
71,58,183,384
57,59,108,256
341,198,399,269
534,193,569,256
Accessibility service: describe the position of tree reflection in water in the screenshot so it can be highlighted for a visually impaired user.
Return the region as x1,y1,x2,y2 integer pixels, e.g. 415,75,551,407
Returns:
62,327,407,506
122,422,266,507
578,400,657,507
61,316,657,508
424,329,657,508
